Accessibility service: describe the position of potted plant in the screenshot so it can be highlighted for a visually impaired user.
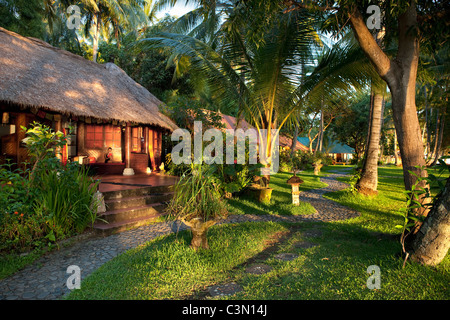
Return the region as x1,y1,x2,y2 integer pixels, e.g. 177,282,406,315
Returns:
248,172,273,203
313,159,323,176
166,163,227,250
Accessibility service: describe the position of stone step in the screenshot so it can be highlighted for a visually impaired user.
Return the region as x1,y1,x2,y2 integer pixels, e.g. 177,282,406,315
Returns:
105,192,173,211
98,203,167,224
102,184,175,201
94,182,176,236
93,212,166,236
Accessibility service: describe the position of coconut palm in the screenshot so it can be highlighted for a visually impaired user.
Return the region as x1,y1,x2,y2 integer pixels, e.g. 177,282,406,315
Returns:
303,31,390,195
142,4,388,183
73,0,150,62
142,7,324,184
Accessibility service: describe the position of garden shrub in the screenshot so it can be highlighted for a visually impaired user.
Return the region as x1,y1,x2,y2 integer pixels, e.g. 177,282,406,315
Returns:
32,158,99,240
0,123,99,253
279,148,294,172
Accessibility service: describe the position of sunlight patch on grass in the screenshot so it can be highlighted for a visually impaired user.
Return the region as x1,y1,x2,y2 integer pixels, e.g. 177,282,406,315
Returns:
226,170,325,216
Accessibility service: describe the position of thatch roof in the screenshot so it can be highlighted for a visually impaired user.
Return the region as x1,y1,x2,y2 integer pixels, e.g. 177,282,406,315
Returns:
0,27,177,131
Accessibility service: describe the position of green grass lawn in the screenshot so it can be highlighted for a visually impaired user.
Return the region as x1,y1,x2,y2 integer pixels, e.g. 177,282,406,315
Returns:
65,165,450,300
225,170,325,216
0,249,44,280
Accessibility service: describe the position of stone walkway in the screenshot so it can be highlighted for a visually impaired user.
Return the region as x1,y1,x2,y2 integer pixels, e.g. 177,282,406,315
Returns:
0,170,358,300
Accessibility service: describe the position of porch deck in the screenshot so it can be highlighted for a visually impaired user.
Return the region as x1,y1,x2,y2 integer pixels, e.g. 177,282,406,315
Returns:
93,173,179,235
96,173,179,193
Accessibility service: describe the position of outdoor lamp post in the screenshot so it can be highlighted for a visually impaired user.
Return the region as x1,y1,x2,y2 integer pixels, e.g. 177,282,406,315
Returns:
287,173,304,206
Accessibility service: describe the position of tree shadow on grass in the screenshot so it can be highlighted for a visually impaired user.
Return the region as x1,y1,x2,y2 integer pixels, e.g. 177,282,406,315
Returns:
226,194,315,217
181,223,305,300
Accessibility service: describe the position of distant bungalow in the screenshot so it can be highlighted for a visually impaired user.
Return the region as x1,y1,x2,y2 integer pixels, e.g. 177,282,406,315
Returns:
199,110,309,153
0,27,177,176
297,137,355,164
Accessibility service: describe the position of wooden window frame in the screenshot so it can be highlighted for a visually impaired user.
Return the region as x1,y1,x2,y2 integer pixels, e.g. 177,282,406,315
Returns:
131,127,146,153
85,124,121,149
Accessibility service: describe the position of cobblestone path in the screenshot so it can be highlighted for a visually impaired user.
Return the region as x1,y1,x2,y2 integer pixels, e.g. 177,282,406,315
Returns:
0,170,358,300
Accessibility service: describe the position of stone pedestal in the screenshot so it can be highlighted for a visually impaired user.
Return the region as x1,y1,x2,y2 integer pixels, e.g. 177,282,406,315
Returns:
91,191,106,214
292,192,300,206
123,167,135,176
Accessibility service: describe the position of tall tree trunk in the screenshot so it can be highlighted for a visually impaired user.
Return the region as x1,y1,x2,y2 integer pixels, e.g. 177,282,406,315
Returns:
365,93,374,154
319,108,324,152
378,97,385,163
394,129,400,166
424,89,431,160
410,177,450,266
290,119,299,157
92,11,101,63
431,112,445,166
428,109,439,165
114,19,121,49
346,2,450,265
307,112,318,154
314,108,323,155
349,1,429,210
356,85,384,195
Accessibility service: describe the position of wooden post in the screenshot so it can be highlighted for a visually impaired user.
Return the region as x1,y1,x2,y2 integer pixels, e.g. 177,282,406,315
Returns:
53,114,62,161
148,128,155,171
123,124,134,175
16,113,27,165
144,127,149,154
144,127,151,173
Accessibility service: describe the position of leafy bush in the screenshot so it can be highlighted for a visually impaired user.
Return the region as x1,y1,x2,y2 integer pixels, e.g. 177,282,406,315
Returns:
288,150,332,171
166,163,227,222
0,123,99,252
32,158,99,240
279,148,294,172
165,153,192,177
210,162,258,197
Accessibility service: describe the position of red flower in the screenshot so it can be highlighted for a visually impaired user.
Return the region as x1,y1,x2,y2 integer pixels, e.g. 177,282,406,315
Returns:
14,211,18,215
20,214,24,217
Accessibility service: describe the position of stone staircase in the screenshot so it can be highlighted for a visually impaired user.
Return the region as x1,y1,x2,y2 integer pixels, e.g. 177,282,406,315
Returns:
93,184,174,235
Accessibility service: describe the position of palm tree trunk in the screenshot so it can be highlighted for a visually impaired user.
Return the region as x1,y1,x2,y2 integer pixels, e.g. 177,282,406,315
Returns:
410,177,450,266
92,11,101,63
319,109,324,152
356,86,384,195
431,112,444,166
349,1,428,191
314,109,323,155
290,120,299,157
428,109,439,165
424,89,431,160
394,130,400,166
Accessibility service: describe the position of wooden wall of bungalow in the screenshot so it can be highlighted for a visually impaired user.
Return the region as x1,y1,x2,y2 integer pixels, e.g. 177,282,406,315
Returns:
0,105,168,175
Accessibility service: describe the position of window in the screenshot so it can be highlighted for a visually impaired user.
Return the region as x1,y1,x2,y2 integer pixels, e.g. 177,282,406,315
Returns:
132,127,145,153
85,124,103,149
105,125,121,148
86,125,121,149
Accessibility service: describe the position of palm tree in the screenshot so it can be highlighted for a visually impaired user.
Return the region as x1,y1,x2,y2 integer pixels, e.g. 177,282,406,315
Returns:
142,4,384,183
77,0,150,62
142,7,325,185
355,28,388,195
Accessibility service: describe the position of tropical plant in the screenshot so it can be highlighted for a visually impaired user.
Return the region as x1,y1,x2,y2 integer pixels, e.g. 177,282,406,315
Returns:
20,122,68,184
32,158,100,239
166,163,227,250
141,7,324,187
397,158,450,266
0,123,99,252
57,0,151,62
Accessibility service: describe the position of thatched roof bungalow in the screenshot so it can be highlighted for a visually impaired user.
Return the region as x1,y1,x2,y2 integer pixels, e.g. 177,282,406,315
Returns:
0,27,177,175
